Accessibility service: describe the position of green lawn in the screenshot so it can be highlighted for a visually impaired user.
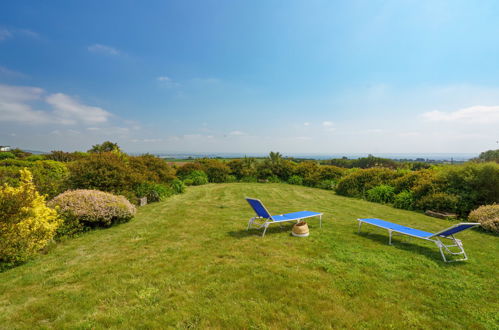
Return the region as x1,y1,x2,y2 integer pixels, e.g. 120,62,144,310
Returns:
0,183,497,328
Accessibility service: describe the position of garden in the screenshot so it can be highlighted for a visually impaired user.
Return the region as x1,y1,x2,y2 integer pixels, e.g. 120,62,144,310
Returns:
0,143,498,327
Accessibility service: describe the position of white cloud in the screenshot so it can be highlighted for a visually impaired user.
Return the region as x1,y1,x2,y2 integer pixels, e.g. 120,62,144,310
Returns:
157,76,180,88
303,122,310,126
422,105,499,124
0,27,39,42
87,44,120,55
46,93,111,124
0,84,112,125
229,130,246,136
366,128,384,133
0,66,27,78
322,121,334,127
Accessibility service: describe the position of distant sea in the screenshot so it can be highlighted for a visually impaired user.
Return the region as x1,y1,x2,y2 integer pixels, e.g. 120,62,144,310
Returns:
144,152,477,162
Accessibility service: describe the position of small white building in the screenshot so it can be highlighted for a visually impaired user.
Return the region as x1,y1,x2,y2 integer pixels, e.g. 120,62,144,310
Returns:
0,146,11,152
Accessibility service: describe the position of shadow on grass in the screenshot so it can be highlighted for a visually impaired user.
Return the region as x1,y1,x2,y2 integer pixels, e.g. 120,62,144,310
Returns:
228,223,295,238
357,231,466,266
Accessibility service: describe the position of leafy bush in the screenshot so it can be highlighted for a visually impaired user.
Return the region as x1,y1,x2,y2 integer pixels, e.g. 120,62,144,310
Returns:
183,170,208,186
240,176,258,183
0,159,69,198
366,185,395,204
0,152,15,160
227,158,257,179
170,179,186,194
267,175,281,183
468,204,499,233
88,141,121,153
0,169,61,263
128,154,175,184
295,161,321,187
317,179,336,190
197,159,231,183
45,150,89,162
25,155,45,162
48,190,136,236
66,152,144,195
288,175,303,185
393,191,415,210
176,162,204,179
336,168,399,197
415,192,459,213
134,182,173,202
319,165,345,181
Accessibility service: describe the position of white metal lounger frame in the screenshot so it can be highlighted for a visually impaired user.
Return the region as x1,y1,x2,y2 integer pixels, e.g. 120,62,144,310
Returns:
357,219,480,262
247,199,323,237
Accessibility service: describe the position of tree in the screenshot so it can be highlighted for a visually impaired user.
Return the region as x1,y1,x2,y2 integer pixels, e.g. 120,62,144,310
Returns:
88,141,121,153
269,151,283,165
476,149,499,163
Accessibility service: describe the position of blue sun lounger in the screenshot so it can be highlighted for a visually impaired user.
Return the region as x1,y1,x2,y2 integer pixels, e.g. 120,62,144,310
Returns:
246,198,323,237
357,218,480,262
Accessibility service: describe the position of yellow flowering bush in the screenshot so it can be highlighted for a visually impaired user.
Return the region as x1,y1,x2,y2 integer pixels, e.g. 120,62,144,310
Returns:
0,169,61,263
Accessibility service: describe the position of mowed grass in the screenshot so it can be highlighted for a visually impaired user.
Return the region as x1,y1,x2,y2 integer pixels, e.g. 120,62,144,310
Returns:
0,183,498,328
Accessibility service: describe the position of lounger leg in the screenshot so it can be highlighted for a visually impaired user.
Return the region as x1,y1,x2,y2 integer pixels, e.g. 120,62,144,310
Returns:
358,221,362,233
388,230,393,245
247,217,255,230
262,223,269,237
319,215,322,228
436,240,448,262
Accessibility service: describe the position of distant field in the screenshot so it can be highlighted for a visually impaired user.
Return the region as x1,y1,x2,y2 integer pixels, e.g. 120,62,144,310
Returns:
0,183,497,328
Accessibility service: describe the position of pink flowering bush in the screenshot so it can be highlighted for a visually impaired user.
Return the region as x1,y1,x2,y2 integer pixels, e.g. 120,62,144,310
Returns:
48,189,136,236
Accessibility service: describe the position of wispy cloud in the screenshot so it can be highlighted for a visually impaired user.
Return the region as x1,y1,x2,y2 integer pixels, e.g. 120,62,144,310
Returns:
0,27,39,42
46,93,111,124
157,76,180,88
229,130,246,136
303,122,310,126
322,121,334,127
422,105,499,124
0,84,112,125
0,28,12,41
87,44,120,56
0,66,27,78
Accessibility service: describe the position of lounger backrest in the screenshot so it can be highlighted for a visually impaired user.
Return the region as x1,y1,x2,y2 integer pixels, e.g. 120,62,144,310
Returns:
245,198,272,219
431,223,480,237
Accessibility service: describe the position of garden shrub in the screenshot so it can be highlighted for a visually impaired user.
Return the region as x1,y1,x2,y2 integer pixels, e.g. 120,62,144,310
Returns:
267,175,281,183
468,204,499,233
295,161,321,187
25,155,45,162
393,191,415,210
197,159,231,183
170,179,186,194
0,159,69,198
66,152,144,195
176,162,204,179
45,150,89,162
288,175,303,185
128,154,175,184
317,179,336,190
0,169,61,263
319,165,345,181
183,170,208,186
48,189,136,236
134,182,173,202
227,158,258,179
415,192,459,213
366,185,395,204
0,152,15,160
336,168,399,197
240,176,258,183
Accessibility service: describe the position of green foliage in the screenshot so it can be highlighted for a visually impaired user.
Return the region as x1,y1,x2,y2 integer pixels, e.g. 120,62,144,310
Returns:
49,190,136,236
393,191,415,210
197,159,231,183
319,165,345,181
336,168,399,197
9,148,32,159
288,175,303,185
128,154,176,184
438,162,499,216
366,185,395,204
25,155,45,161
476,149,499,163
317,179,336,190
295,161,321,187
134,182,173,203
0,152,15,160
325,155,398,169
183,170,208,186
88,141,121,153
468,204,499,233
0,159,69,199
267,175,281,183
415,192,459,213
240,176,258,183
66,152,144,195
227,158,257,179
170,179,186,194
45,151,89,162
0,169,61,263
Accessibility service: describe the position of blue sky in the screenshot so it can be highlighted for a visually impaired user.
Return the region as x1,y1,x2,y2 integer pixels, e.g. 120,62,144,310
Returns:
1,0,499,154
